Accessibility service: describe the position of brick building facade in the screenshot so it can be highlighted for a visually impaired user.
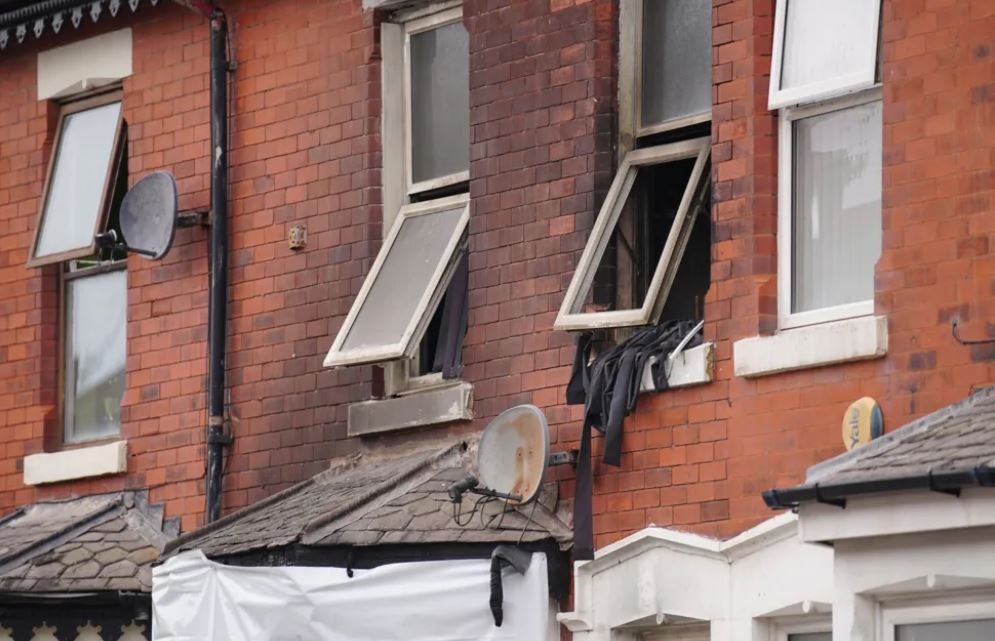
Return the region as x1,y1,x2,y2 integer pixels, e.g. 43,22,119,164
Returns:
0,0,994,637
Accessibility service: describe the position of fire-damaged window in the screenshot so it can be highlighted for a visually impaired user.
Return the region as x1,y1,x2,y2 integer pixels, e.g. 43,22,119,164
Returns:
326,1,470,399
26,89,128,444
555,138,710,331
555,0,712,332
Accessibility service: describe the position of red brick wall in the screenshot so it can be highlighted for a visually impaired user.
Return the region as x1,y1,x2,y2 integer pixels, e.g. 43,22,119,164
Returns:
0,0,993,549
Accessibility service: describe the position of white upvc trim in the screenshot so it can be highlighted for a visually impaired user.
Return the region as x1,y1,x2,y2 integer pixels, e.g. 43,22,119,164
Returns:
772,616,832,641
323,193,468,368
880,594,995,641
402,5,467,196
798,489,995,544
776,88,882,330
767,0,881,110
554,137,711,331
23,440,127,486
733,315,887,378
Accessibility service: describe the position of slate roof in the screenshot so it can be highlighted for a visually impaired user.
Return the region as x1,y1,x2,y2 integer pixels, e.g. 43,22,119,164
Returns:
764,386,995,507
166,440,573,559
0,491,177,593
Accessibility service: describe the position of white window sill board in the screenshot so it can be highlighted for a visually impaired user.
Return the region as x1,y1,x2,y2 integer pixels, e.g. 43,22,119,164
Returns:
348,381,473,437
23,440,128,486
640,342,714,392
733,315,887,378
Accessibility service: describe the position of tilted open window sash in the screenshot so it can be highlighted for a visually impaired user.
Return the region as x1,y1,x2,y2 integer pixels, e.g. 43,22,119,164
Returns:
554,137,711,331
28,91,125,267
768,0,881,110
323,194,469,368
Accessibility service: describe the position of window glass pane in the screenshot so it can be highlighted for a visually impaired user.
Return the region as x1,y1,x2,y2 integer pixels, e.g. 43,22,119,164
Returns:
896,618,995,641
781,0,878,91
792,100,881,314
410,21,469,185
340,205,465,353
788,633,831,641
641,0,712,129
66,269,127,443
574,157,701,315
35,101,121,259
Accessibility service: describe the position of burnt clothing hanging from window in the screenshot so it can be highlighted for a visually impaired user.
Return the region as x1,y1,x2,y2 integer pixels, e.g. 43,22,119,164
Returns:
567,320,703,560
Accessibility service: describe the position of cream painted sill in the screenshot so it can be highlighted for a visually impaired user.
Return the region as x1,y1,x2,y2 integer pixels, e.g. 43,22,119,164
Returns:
348,381,473,437
733,315,888,378
23,440,128,486
640,342,714,392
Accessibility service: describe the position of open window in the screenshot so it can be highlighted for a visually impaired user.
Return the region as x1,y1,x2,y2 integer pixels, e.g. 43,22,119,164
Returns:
368,1,470,398
768,0,881,110
555,137,710,331
26,89,129,445
323,195,469,369
28,92,125,267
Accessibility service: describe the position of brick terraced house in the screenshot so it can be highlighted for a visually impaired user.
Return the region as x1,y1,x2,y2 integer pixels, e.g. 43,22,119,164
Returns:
0,0,992,639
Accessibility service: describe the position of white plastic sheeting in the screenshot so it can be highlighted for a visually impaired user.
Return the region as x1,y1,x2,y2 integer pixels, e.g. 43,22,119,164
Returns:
152,550,550,641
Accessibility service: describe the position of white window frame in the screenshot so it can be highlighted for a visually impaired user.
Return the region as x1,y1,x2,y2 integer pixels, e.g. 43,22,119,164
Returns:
772,616,832,641
880,594,995,641
554,136,711,331
323,193,469,369
768,0,882,110
619,0,712,147
402,5,469,196
776,87,882,330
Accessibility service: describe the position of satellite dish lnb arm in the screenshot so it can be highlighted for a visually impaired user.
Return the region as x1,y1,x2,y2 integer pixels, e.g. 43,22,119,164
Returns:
94,230,158,258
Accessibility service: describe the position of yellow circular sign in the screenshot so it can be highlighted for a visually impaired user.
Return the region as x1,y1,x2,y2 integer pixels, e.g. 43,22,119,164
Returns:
842,397,883,451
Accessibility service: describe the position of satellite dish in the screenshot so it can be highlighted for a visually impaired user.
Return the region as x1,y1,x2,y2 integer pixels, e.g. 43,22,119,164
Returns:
119,171,178,260
477,404,550,506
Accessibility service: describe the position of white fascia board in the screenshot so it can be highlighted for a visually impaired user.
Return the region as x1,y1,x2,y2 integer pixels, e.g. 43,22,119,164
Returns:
23,440,128,485
37,29,132,100
733,315,887,378
798,488,995,544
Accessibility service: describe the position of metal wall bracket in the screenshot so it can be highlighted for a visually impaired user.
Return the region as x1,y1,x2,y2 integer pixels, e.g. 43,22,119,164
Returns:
177,210,210,227
548,450,578,467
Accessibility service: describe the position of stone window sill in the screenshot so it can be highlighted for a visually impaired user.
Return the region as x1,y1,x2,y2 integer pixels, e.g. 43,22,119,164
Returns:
23,440,128,486
347,381,473,437
733,315,888,378
640,342,714,392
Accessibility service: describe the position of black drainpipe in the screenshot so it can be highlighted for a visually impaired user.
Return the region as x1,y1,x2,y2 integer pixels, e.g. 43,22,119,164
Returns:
206,8,230,524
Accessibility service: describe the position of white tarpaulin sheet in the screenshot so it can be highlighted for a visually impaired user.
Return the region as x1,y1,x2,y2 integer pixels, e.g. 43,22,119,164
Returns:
152,550,550,641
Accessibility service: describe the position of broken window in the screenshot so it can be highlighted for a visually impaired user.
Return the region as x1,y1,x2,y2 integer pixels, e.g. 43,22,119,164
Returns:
558,1,713,333
555,139,711,331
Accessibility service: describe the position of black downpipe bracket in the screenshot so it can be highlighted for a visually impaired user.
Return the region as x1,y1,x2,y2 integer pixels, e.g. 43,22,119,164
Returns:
206,8,231,524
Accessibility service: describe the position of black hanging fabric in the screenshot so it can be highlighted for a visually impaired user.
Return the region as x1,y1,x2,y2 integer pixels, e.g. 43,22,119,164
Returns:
567,320,703,560
433,251,469,379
